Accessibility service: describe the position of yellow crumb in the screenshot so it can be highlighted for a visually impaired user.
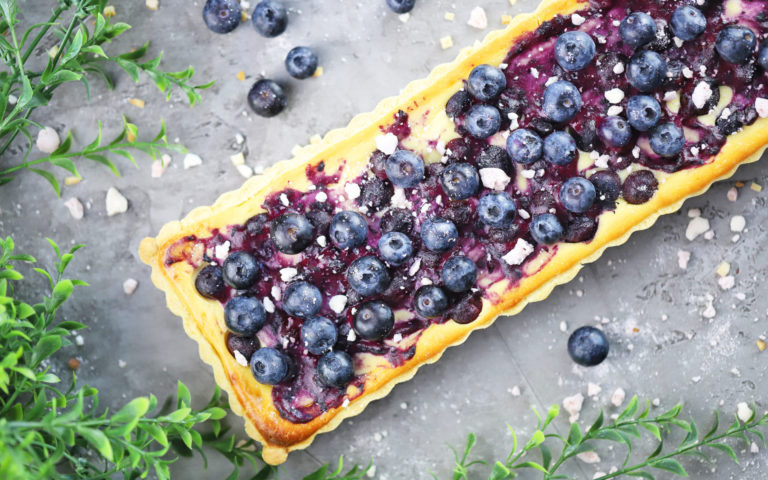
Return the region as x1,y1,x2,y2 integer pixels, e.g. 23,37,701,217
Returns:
104,6,116,17
64,176,82,186
242,11,248,22
509,0,518,4
758,339,767,352
236,71,246,81
291,145,302,156
313,66,324,78
440,35,454,50
48,45,59,59
128,98,145,109
309,135,322,144
126,130,136,143
715,262,730,277
146,0,159,11
444,12,455,21
230,152,245,166
501,14,513,25
750,182,762,192
735,181,745,187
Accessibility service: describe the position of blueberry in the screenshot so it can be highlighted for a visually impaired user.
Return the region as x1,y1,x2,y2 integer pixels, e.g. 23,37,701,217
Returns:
649,122,684,157
626,51,667,92
224,296,266,336
467,65,507,101
446,90,472,118
670,6,706,41
598,116,632,148
626,95,662,131
300,316,338,355
380,208,414,234
347,256,390,296
497,87,527,117
354,301,395,340
567,326,609,366
385,150,425,188
245,213,269,235
465,105,502,139
285,46,318,79
248,79,287,117
226,333,260,361
318,351,355,387
477,145,512,173
589,170,622,207
530,214,564,244
506,129,543,164
440,163,480,200
283,281,322,318
542,81,583,123
441,256,478,293
758,40,768,70
478,192,517,228
378,231,413,266
195,265,225,299
386,0,415,14
622,170,658,204
564,217,598,243
330,211,368,250
222,251,261,289
554,31,596,71
250,348,291,384
716,26,757,65
252,0,287,38
559,177,596,214
619,12,657,49
543,131,578,165
420,217,458,252
271,213,314,254
414,285,449,318
202,0,241,34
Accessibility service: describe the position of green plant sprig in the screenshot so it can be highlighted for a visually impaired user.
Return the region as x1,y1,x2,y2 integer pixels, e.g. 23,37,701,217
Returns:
0,0,212,191
447,396,767,480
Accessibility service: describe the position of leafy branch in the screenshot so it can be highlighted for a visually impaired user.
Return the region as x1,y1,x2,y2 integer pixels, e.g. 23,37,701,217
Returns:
446,396,767,480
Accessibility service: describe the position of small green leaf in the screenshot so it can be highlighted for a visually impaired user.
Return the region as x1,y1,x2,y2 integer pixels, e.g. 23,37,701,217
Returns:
626,472,655,479
28,168,60,196
589,410,604,433
489,461,511,480
650,458,688,477
707,442,739,463
112,397,150,424
50,279,74,310
177,381,192,407
567,422,582,445
76,427,114,461
641,422,662,441
32,335,62,365
512,461,547,473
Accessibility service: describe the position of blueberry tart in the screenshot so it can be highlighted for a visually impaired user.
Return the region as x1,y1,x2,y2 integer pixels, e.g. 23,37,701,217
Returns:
140,0,768,465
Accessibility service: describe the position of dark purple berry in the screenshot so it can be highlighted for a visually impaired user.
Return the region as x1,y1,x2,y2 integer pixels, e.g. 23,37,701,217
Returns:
245,213,269,236
622,170,658,204
446,90,472,118
226,333,260,362
380,208,414,234
563,217,598,243
568,326,609,366
248,79,287,117
589,170,621,208
203,0,241,34
357,177,393,211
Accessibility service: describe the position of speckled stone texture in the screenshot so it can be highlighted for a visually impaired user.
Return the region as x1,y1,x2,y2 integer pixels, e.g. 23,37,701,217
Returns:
0,1,766,478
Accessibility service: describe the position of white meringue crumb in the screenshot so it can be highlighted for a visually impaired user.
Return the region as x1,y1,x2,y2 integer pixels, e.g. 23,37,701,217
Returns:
105,187,128,216
730,215,746,232
467,6,488,29
64,197,84,220
479,168,511,191
677,250,691,269
234,350,248,367
611,388,626,407
280,267,298,282
122,278,138,295
36,127,60,153
183,153,202,169
329,295,348,314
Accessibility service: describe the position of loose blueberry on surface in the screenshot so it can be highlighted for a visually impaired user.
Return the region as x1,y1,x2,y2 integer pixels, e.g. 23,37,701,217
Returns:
478,192,517,228
446,90,472,118
318,351,355,388
567,326,609,366
542,81,583,123
758,40,768,70
543,131,577,166
283,281,323,318
252,0,288,38
354,301,395,340
649,122,685,157
226,333,260,361
378,231,414,266
589,170,622,207
626,95,662,131
715,26,757,65
619,12,657,49
554,31,596,71
347,256,391,296
270,213,314,254
670,6,706,41
467,64,507,101
530,213,564,245
224,296,266,336
414,285,449,318
598,116,632,148
440,162,480,200
195,265,225,299
380,208,414,234
300,316,338,355
202,0,241,34
250,347,291,384
285,46,318,79
626,51,667,92
559,177,596,214
506,128,543,164
222,251,260,289
386,0,416,14
477,145,512,173
330,211,368,249
441,256,478,293
247,79,287,117
385,149,425,188
465,104,502,139
563,217,598,243
420,217,459,252
622,170,659,204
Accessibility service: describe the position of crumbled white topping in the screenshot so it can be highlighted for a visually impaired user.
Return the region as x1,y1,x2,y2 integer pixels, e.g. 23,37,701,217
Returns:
271,285,282,301
502,239,534,266
230,152,245,166
673,36,684,48
391,187,411,208
690,146,700,156
607,106,623,117
75,335,84,346
518,209,530,220
677,250,691,269
398,12,410,23
436,140,446,154
632,146,641,159
718,275,735,290
664,91,678,102
123,278,138,295
577,452,601,464
692,81,713,109
408,258,421,276
571,12,586,25
737,402,754,423
467,6,488,29
118,359,127,368
234,350,248,367
508,112,519,130
329,295,348,314
611,388,626,407
562,393,584,423
682,67,694,78
594,154,610,169
236,164,253,178
685,216,710,241
183,153,202,169
344,183,361,200
36,126,60,153
64,197,84,220
730,215,746,232
263,297,275,313
530,67,539,78
214,241,230,261
106,187,128,216
315,191,328,203
727,187,738,202
375,133,398,154
280,267,298,282
520,169,535,179
392,333,403,343
279,193,289,206
317,235,327,247
479,168,511,191
347,330,356,342
755,98,768,118
604,88,624,104
587,383,602,397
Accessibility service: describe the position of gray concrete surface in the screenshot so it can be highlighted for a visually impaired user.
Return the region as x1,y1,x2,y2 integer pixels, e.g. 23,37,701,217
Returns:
1,0,767,478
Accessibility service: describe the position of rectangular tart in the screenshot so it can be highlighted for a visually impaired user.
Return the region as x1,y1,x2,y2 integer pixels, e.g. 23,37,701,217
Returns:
139,0,768,465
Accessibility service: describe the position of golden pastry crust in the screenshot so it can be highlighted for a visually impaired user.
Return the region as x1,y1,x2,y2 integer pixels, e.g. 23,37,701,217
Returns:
139,0,768,465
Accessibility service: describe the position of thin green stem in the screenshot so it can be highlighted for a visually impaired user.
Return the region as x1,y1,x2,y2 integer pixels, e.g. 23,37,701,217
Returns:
20,6,65,64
